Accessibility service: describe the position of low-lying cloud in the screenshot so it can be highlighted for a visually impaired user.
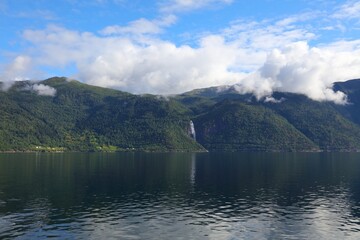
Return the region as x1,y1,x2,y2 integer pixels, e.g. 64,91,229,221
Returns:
0,80,57,97
31,84,57,96
233,41,360,104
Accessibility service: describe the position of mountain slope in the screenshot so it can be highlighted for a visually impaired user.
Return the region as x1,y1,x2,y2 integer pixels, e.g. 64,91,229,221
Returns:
2,77,360,152
266,92,360,151
194,100,318,151
176,83,360,151
333,79,360,125
0,77,203,152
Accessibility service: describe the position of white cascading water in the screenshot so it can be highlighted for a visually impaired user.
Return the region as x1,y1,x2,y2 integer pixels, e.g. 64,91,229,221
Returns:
189,120,196,140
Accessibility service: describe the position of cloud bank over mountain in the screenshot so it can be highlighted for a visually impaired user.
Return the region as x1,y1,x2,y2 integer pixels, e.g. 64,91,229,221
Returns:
1,0,360,104
236,41,360,104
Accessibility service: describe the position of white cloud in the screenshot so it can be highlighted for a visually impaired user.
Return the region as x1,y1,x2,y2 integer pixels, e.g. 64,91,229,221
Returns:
66,0,126,5
223,19,316,51
0,55,34,90
101,18,163,35
9,5,360,104
333,1,360,19
22,26,244,94
275,12,318,27
218,16,317,73
100,15,177,35
160,0,233,13
31,84,57,96
1,55,32,80
14,82,57,96
264,96,285,104
0,57,56,96
233,41,360,104
80,35,244,94
22,25,98,67
14,9,57,20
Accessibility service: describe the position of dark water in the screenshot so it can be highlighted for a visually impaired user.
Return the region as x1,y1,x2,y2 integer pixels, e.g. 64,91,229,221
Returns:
1,153,360,239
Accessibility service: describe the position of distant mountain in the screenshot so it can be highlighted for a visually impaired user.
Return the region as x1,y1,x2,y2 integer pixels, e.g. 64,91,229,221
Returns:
1,77,360,152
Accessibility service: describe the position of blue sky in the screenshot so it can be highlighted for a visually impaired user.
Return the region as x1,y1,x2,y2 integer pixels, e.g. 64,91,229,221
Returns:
1,0,360,102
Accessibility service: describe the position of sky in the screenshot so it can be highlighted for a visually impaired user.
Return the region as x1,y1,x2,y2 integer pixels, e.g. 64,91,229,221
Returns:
1,0,360,103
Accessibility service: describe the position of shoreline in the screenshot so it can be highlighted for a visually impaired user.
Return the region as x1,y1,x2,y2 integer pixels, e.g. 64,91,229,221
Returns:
1,149,360,153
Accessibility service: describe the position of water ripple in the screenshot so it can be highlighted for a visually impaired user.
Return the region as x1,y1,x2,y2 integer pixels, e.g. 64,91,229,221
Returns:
1,153,360,239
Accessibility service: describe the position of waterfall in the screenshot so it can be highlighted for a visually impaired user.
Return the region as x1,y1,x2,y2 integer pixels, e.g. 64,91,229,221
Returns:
189,120,196,140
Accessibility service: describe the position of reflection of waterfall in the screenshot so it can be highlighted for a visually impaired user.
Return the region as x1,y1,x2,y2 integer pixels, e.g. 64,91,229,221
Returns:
189,120,196,140
190,153,196,187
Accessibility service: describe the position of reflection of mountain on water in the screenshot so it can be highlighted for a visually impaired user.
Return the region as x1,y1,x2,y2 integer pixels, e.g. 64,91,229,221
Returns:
191,153,360,238
1,153,360,239
1,152,360,201
197,154,360,208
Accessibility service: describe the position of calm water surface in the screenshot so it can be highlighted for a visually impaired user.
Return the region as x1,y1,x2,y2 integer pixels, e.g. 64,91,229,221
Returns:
1,152,360,239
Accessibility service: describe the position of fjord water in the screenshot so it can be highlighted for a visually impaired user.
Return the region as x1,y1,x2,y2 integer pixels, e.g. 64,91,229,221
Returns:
1,153,360,239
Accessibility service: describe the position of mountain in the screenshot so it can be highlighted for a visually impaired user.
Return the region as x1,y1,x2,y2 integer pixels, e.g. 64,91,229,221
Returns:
193,100,318,151
333,79,360,125
1,77,360,152
0,77,203,152
176,81,360,152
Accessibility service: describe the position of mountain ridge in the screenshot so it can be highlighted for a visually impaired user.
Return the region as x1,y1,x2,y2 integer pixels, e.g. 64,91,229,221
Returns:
1,77,360,152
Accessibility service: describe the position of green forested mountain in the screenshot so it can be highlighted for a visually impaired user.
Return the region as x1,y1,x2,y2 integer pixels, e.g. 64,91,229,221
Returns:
193,100,318,151
2,77,360,152
0,77,203,152
176,79,360,152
